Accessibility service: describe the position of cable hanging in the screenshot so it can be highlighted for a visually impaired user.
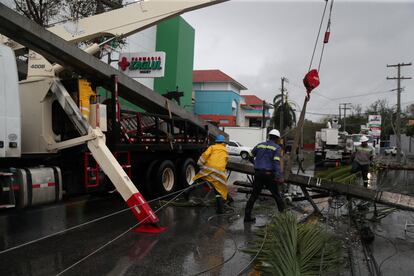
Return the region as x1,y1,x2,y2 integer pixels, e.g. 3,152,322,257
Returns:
308,0,329,72
318,0,335,72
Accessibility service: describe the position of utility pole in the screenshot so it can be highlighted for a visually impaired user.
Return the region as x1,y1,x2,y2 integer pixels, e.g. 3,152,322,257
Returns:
279,77,287,133
338,104,341,122
262,100,266,128
387,62,412,162
339,103,351,132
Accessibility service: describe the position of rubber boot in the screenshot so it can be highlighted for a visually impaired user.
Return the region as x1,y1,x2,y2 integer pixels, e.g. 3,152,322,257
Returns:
216,195,225,214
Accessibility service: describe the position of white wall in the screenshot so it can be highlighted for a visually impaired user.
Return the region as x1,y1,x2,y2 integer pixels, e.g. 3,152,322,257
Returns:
223,127,267,148
193,82,243,94
390,134,414,153
197,82,230,91
228,83,241,93
110,26,157,89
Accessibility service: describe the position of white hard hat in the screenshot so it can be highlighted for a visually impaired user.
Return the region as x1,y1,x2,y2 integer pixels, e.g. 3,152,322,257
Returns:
360,135,369,142
269,129,281,138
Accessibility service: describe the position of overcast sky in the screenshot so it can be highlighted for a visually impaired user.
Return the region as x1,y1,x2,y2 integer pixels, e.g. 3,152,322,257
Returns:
182,0,414,121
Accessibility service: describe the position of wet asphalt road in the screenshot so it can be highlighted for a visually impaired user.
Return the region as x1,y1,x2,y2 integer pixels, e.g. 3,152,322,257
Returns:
0,172,270,276
2,154,414,275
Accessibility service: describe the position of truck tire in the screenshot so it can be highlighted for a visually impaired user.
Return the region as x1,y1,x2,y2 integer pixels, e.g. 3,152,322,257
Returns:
178,158,196,188
144,160,159,198
240,151,249,160
154,160,177,196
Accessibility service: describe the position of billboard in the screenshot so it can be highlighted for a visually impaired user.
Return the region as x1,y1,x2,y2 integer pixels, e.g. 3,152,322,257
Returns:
368,115,381,149
118,52,166,78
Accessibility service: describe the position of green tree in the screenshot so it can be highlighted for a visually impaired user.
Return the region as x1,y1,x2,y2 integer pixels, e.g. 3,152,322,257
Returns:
13,0,123,26
339,104,367,134
406,125,414,137
13,0,62,26
272,93,297,132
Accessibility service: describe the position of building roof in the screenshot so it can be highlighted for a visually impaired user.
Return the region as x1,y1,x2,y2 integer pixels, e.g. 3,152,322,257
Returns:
193,69,247,90
241,95,273,109
242,95,263,106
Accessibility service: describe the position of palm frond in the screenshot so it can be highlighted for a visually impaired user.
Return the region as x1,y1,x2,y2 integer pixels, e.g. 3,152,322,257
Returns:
245,212,344,275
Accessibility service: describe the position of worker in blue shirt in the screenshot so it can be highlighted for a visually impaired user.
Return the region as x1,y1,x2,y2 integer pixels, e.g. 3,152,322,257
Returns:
244,129,286,223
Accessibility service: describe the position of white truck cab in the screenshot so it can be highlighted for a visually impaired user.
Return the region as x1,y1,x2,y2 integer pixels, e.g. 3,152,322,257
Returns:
0,44,21,158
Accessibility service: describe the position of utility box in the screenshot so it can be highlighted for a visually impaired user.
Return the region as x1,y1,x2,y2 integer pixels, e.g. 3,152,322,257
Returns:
322,128,338,145
89,104,107,132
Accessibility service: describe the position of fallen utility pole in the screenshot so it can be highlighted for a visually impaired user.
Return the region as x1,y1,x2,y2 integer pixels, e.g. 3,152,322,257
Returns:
387,62,412,162
227,160,414,212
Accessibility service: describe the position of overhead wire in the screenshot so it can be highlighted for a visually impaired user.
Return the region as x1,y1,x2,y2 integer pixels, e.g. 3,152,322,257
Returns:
235,223,269,276
56,181,202,275
308,0,329,72
317,0,335,73
0,180,209,255
189,209,239,276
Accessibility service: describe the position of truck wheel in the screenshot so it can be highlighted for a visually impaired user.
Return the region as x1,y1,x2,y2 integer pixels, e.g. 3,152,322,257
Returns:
155,160,177,196
178,158,196,188
240,151,249,160
143,160,159,199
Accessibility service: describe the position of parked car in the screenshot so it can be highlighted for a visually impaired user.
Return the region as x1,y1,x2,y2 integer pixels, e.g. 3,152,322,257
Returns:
227,141,252,159
384,147,397,156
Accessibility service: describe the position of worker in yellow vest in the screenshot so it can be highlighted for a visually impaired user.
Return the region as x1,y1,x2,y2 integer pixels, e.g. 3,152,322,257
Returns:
191,135,229,214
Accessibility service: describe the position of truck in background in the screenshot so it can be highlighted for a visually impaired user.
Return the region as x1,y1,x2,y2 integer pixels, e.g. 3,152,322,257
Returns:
0,1,226,211
223,126,267,148
314,119,352,167
223,127,267,159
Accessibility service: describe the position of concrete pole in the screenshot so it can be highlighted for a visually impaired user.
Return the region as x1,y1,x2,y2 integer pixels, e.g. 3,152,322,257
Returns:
387,62,412,162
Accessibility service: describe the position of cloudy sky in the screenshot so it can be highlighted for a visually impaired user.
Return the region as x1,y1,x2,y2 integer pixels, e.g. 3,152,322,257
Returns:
183,0,414,120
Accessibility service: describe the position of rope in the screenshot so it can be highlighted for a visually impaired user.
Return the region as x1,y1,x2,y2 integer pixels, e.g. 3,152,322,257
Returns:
189,210,239,276
308,0,329,72
317,0,335,73
0,181,208,255
56,182,195,275
235,223,269,276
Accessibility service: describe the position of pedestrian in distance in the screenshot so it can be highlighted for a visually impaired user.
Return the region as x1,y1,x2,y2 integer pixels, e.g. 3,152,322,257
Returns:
244,129,286,223
191,134,230,214
351,135,374,188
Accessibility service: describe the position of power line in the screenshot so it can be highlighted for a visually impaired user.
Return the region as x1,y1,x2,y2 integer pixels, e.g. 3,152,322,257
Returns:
339,103,351,132
287,81,394,102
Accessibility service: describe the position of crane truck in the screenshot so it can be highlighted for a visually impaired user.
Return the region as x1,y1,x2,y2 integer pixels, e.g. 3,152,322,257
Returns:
0,0,227,231
314,118,353,167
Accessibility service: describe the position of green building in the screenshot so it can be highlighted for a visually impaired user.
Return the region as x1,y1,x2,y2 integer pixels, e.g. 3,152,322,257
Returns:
97,16,195,113
155,17,195,112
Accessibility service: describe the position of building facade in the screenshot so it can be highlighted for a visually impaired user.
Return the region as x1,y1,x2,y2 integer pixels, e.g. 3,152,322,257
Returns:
193,70,247,127
241,95,271,127
98,16,195,112
193,70,271,127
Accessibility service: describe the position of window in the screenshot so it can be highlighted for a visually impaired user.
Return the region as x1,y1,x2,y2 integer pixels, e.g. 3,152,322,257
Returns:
249,118,261,127
232,100,238,116
220,119,229,124
228,142,238,147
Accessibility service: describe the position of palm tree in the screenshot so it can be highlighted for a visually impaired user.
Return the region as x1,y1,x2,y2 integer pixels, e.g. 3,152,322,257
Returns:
272,93,297,132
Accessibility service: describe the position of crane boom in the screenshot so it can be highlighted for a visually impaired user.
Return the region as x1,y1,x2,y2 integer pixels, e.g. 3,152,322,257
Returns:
1,0,227,52
0,1,227,232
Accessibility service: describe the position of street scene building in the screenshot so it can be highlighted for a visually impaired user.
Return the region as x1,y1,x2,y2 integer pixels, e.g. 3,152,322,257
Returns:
1,1,414,275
